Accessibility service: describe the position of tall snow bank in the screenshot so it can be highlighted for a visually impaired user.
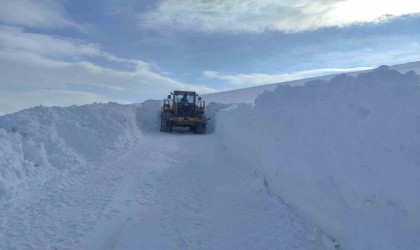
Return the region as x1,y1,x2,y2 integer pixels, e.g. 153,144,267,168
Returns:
205,102,231,133
216,66,420,249
0,103,139,200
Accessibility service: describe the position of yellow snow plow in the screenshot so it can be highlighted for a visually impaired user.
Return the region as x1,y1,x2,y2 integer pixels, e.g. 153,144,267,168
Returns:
160,90,207,134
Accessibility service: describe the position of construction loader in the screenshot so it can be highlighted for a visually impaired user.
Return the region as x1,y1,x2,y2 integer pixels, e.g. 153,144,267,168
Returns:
160,90,207,134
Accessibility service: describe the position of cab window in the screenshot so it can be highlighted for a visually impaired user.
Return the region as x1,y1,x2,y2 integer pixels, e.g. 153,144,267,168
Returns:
174,93,195,103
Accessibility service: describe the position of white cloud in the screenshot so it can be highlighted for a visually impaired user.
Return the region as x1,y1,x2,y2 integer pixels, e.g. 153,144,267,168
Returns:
0,25,100,59
311,38,420,68
0,25,215,114
332,0,420,24
140,0,420,33
203,67,372,87
0,0,81,30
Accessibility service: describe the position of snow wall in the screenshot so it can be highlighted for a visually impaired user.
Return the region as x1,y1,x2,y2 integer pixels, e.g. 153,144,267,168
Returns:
216,66,420,249
0,103,140,200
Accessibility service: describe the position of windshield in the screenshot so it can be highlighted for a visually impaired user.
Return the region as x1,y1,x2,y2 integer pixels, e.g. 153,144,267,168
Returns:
174,93,195,104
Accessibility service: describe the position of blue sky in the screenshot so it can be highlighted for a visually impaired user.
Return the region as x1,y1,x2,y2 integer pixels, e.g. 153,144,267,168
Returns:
1,0,420,114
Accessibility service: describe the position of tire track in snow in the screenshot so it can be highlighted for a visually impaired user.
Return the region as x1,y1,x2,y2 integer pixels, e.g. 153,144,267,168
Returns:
1,131,331,249
0,135,165,250
93,133,329,249
84,134,184,250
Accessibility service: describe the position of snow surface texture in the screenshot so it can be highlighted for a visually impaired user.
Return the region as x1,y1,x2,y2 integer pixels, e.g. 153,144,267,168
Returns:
216,66,420,249
1,65,420,249
0,103,139,200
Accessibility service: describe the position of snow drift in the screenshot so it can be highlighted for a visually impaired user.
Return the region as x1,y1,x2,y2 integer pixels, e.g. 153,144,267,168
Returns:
0,103,139,200
216,66,420,249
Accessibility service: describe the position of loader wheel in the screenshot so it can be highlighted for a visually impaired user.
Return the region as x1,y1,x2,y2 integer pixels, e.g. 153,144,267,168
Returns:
195,124,206,134
160,112,172,132
189,126,196,132
195,115,207,134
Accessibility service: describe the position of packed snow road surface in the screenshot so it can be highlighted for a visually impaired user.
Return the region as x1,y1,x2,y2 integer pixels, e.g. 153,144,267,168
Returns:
0,131,327,250
90,133,329,249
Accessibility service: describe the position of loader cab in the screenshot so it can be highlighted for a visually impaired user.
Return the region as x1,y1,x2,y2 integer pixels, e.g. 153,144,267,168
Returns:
173,91,196,104
171,91,196,117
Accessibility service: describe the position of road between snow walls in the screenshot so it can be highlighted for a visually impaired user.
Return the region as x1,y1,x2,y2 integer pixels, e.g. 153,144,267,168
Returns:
0,101,329,249
0,66,420,250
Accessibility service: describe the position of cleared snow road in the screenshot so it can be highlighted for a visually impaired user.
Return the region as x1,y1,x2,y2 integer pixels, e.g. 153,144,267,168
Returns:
1,131,327,250
86,132,327,249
